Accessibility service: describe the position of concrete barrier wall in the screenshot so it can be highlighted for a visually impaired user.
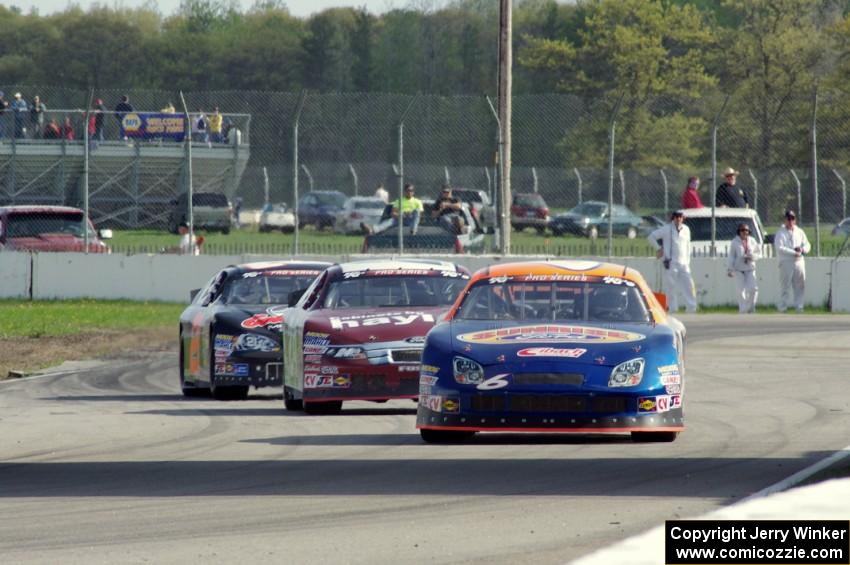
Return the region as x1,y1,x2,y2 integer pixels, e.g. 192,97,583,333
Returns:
0,252,31,298
831,259,850,313
1,252,839,308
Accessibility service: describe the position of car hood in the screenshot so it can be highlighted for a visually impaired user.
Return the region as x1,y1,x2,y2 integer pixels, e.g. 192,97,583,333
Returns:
448,319,672,368
553,211,590,222
306,306,449,344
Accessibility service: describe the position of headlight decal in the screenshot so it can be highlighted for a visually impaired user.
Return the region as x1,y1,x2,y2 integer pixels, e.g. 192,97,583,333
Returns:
453,356,484,384
608,358,645,387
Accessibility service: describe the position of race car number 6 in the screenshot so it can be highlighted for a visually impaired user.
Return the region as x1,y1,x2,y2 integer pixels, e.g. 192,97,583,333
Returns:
476,373,510,390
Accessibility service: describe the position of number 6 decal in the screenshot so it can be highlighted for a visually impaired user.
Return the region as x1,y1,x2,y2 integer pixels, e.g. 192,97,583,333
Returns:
476,373,510,390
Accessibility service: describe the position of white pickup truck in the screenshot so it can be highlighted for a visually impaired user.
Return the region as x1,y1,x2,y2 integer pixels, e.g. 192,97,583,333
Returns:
680,207,771,257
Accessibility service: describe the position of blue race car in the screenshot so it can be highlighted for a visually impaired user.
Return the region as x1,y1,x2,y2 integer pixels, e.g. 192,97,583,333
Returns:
416,260,686,443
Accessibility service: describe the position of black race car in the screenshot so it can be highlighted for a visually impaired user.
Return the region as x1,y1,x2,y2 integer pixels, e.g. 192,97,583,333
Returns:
179,260,331,400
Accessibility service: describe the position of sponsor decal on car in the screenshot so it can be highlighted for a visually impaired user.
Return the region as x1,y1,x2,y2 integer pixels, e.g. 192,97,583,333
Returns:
420,364,440,376
241,306,287,330
517,347,587,358
304,375,352,388
419,394,443,412
637,397,657,413
420,375,439,385
242,269,322,278
441,398,460,413
665,384,682,395
476,373,510,390
321,366,339,375
329,312,435,330
419,384,433,395
214,334,237,353
458,325,645,345
303,354,322,363
517,273,591,282
398,365,420,372
304,365,321,373
405,336,426,344
333,375,351,388
215,362,250,376
660,374,681,385
235,333,280,353
602,276,636,287
671,394,682,409
304,333,331,347
303,345,329,354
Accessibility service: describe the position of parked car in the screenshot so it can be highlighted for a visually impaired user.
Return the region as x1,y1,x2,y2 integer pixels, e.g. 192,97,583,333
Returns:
297,191,347,230
0,205,111,252
259,203,295,233
334,196,386,235
832,217,850,237
679,207,768,256
639,214,666,236
511,193,550,233
168,192,232,234
451,188,497,233
550,201,643,239
179,261,331,400
362,202,485,254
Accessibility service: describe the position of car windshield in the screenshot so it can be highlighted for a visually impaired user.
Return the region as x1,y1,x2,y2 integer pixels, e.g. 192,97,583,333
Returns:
516,194,545,207
223,273,320,305
6,213,93,238
453,190,484,203
570,203,607,216
455,279,651,323
193,193,228,207
684,217,761,243
322,274,467,308
315,192,347,207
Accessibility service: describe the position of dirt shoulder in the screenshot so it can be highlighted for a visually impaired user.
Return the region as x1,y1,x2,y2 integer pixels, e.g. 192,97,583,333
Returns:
0,326,176,380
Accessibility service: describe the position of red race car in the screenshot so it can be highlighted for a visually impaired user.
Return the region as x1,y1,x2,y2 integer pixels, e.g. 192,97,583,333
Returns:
281,259,470,414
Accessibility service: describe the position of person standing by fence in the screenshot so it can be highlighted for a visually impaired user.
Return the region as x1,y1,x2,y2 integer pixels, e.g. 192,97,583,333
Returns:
30,95,46,139
774,210,810,312
716,167,749,208
681,176,703,209
209,107,223,143
726,223,760,313
648,210,697,313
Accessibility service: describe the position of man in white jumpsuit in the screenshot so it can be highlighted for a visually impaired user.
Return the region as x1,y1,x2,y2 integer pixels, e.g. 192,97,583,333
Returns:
726,223,760,313
648,210,697,313
774,210,810,312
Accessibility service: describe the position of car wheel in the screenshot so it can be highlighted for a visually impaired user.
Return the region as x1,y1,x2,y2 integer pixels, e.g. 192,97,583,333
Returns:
282,226,295,234
630,431,679,443
304,400,343,415
551,228,563,237
535,226,545,234
179,327,208,397
222,227,230,235
627,226,637,239
259,225,269,233
284,388,303,411
419,428,476,444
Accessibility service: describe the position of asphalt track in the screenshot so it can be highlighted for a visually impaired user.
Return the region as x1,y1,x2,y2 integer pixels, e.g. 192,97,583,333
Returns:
1,314,848,564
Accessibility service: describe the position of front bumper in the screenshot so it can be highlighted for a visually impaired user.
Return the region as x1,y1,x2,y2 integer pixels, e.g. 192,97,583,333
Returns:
416,391,683,433
212,359,282,388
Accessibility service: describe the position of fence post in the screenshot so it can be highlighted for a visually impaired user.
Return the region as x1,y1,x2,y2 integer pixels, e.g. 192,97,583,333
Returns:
486,95,504,253
348,163,359,196
660,169,668,216
262,166,270,208
789,169,802,225
292,90,307,256
618,168,625,206
832,169,846,220
710,94,731,259
398,95,418,255
484,167,492,201
179,91,193,253
444,166,451,186
83,89,94,253
532,166,538,193
811,85,820,257
607,92,625,259
748,169,758,217
574,167,582,205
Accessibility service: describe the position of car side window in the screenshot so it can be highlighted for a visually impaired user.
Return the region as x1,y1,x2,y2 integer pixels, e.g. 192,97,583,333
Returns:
301,271,329,310
203,271,229,306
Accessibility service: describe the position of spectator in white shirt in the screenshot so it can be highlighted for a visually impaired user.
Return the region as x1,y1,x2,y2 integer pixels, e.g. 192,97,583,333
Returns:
648,210,697,313
177,222,202,255
726,223,761,313
774,210,810,312
374,183,389,203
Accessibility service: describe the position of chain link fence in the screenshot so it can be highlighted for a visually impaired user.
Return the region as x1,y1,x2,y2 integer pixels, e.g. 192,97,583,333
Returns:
1,85,849,257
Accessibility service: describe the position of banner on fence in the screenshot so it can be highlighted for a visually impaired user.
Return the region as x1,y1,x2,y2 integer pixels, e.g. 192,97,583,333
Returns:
121,112,186,141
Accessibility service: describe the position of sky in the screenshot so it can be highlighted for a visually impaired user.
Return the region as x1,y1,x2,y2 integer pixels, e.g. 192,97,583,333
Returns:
2,0,417,18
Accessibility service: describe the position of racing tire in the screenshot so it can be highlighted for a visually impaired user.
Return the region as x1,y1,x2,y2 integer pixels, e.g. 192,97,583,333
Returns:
630,431,679,443
284,388,303,411
211,382,249,401
626,226,637,239
419,429,476,444
304,400,343,415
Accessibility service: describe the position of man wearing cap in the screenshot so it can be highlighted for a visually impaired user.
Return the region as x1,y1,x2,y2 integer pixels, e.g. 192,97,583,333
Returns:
648,210,697,313
431,185,465,234
774,210,810,312
364,183,423,236
716,167,749,208
727,223,761,313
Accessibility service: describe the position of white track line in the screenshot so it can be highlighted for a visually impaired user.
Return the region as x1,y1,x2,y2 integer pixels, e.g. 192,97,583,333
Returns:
740,443,850,501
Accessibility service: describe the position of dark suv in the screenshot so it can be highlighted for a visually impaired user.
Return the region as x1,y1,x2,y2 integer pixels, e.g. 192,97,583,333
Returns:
297,191,347,230
511,193,550,233
169,192,232,234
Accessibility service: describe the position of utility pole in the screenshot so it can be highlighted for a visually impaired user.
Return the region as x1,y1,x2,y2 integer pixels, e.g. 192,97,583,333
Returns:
498,0,512,255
